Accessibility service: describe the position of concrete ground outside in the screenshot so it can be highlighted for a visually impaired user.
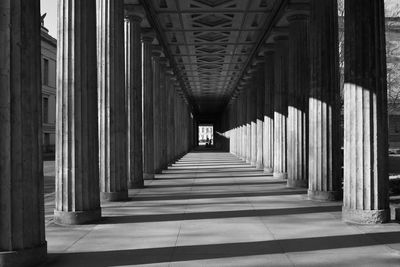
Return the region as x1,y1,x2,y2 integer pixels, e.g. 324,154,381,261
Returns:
42,152,400,266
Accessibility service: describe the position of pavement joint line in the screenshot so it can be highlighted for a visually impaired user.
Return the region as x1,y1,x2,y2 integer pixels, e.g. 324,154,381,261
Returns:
167,156,194,264
235,154,296,267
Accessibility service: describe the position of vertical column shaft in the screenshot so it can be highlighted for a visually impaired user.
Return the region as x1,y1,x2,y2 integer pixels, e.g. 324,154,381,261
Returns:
125,10,144,188
342,0,389,223
256,63,265,169
273,37,289,179
246,86,252,163
250,79,258,166
308,0,342,201
287,15,310,188
0,0,47,264
263,50,275,173
55,0,101,224
152,51,161,173
142,35,154,179
159,61,168,169
97,0,128,201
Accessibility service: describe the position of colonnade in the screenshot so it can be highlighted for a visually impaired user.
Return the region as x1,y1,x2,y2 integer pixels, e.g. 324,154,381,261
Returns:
0,0,194,265
0,0,391,266
222,0,390,224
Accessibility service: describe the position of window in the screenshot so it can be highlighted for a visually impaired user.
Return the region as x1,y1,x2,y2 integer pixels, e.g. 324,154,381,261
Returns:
44,133,50,147
43,58,49,86
43,97,49,123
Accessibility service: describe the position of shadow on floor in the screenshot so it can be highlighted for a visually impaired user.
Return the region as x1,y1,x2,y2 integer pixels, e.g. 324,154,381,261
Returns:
147,180,286,188
131,189,308,202
163,169,262,174
157,173,273,180
45,231,400,266
99,205,342,224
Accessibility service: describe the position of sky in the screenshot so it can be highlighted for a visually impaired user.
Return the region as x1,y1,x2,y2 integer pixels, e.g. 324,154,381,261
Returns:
41,0,400,40
40,0,57,37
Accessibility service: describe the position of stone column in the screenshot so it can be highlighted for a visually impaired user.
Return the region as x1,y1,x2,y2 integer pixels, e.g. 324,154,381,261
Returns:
242,93,247,161
152,48,161,174
240,92,246,160
256,63,265,169
232,99,238,156
250,78,258,166
125,7,144,189
273,36,289,179
174,91,180,159
159,59,169,170
246,85,252,163
342,0,389,223
263,48,275,173
287,14,310,188
0,0,47,265
97,0,128,201
142,34,155,180
167,76,176,164
55,0,101,224
237,96,242,158
308,0,342,201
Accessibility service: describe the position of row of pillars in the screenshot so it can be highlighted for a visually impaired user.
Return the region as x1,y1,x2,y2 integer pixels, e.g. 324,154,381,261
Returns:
221,0,390,224
0,0,194,266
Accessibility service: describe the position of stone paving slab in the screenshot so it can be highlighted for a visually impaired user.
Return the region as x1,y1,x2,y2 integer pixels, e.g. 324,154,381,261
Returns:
43,152,400,267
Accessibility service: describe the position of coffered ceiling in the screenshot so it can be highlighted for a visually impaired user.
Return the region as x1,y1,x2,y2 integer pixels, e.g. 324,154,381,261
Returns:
143,0,278,114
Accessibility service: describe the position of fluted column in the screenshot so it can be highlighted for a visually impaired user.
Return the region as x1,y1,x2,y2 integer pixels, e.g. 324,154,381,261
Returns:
273,36,289,179
97,0,128,201
241,93,247,160
142,34,154,180
159,60,168,170
0,0,47,265
263,48,275,173
174,91,180,159
125,8,144,188
256,63,265,169
152,49,161,174
308,0,342,201
55,0,101,224
342,0,389,223
287,15,310,188
246,85,252,163
167,77,176,164
250,79,258,166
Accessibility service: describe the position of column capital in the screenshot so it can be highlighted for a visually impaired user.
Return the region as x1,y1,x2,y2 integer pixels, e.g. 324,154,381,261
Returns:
141,30,156,43
124,5,145,22
159,57,169,66
251,56,264,66
286,13,309,23
152,45,163,57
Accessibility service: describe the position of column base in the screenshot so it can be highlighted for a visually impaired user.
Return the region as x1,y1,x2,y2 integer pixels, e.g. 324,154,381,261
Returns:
256,163,263,170
287,179,308,188
273,172,287,179
250,160,257,166
264,167,273,173
129,180,145,189
143,173,154,180
308,190,342,201
395,207,400,221
101,191,129,202
54,208,101,225
0,242,47,267
342,207,390,224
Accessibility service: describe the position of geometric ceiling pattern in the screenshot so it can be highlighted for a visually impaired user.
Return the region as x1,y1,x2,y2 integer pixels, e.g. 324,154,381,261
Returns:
148,0,276,114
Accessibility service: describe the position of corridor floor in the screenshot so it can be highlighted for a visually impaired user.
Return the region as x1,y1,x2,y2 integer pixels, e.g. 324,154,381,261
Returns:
44,152,400,267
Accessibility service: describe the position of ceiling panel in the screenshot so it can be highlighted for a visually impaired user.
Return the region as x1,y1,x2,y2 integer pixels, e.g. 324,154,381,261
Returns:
149,0,276,114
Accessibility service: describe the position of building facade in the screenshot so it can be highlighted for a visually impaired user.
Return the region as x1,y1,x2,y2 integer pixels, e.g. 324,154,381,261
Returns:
199,125,213,144
41,19,57,156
